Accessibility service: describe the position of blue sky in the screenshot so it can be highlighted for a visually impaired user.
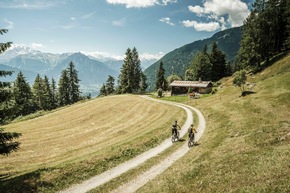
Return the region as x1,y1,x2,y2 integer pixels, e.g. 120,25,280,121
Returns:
0,0,254,60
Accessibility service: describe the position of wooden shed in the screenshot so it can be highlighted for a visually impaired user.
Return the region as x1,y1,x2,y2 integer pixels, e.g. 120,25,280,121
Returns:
170,80,212,95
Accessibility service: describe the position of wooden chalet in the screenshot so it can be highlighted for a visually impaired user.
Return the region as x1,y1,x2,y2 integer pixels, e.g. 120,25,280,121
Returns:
170,79,212,95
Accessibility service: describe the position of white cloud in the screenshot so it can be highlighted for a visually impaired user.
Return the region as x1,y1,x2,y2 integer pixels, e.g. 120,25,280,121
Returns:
3,19,14,29
112,18,126,27
187,0,250,29
159,17,175,26
188,5,204,16
31,43,45,49
106,0,176,8
182,20,220,32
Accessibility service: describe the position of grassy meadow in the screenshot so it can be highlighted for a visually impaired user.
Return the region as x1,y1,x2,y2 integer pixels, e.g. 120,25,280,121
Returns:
0,95,186,192
137,53,290,192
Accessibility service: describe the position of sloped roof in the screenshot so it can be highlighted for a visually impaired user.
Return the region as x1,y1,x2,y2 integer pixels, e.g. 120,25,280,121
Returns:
170,80,211,88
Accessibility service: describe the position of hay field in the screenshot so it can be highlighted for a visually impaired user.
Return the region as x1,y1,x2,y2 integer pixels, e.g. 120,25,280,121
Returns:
0,95,185,178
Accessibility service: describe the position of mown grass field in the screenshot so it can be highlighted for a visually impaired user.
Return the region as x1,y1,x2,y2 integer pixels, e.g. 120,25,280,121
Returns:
138,53,290,192
0,95,186,193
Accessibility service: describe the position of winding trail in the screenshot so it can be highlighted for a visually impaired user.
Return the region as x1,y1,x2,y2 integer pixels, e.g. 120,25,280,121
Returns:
59,96,206,193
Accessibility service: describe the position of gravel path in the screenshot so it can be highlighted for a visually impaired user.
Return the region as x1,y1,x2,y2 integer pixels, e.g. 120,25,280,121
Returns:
59,97,205,193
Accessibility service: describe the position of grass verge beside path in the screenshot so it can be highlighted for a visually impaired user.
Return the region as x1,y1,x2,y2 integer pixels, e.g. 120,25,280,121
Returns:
138,53,290,192
0,95,186,193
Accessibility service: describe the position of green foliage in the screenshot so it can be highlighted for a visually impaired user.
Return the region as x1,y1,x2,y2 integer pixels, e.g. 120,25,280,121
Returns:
144,27,242,91
190,50,212,81
237,0,290,71
13,71,35,116
210,42,227,81
155,61,168,90
0,128,21,155
157,88,163,98
99,84,107,96
167,74,181,84
233,70,247,93
140,72,148,92
58,70,70,106
106,75,115,95
118,47,144,93
68,61,81,103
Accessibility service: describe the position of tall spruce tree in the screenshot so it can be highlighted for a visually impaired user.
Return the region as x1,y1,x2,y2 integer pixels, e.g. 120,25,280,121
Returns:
99,84,107,96
106,75,115,95
131,47,142,92
51,78,58,109
210,42,227,81
32,74,44,110
0,28,21,155
67,62,80,103
119,48,133,93
58,69,70,106
155,61,167,90
13,71,34,116
190,49,212,81
140,72,148,92
41,76,53,110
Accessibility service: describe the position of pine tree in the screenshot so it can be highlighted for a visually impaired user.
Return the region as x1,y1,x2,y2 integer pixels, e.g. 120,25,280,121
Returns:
106,75,115,95
190,50,212,81
140,72,148,92
210,42,227,81
131,47,142,92
58,69,70,106
41,76,53,110
155,61,167,90
51,78,58,109
0,28,21,155
13,71,35,116
32,74,44,110
67,61,80,103
99,84,107,96
119,48,133,93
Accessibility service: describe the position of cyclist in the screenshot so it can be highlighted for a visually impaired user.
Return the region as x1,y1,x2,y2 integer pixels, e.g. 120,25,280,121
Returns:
188,124,197,140
172,120,181,136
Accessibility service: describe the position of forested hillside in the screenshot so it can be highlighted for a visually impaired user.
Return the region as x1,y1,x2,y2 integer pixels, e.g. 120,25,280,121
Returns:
144,27,242,91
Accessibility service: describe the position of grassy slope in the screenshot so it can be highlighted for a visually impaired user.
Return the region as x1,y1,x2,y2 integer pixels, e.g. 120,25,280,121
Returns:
0,95,186,193
138,53,290,192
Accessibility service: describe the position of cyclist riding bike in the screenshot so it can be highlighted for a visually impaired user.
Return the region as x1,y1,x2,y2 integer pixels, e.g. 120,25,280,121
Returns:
188,124,197,140
172,120,181,136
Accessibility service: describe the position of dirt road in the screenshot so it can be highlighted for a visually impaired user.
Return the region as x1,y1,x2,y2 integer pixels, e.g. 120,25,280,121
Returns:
59,96,205,193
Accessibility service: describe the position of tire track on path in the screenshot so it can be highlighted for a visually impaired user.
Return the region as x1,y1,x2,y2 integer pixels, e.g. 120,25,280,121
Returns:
59,96,205,193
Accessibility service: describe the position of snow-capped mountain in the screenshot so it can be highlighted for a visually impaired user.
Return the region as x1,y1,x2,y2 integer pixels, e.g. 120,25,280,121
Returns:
0,45,159,96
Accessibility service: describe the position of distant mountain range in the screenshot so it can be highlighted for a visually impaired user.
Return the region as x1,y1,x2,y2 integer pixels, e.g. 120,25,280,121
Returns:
144,27,242,90
1,27,242,95
0,45,158,96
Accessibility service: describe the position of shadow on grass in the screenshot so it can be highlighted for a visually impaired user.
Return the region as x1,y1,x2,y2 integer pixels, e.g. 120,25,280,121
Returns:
241,91,256,97
0,168,53,193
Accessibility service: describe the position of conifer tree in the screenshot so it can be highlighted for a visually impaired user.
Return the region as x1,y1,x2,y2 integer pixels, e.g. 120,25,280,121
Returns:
41,76,53,110
106,75,115,95
140,72,148,92
67,61,80,103
210,42,227,81
51,78,58,109
119,48,133,93
190,50,212,81
99,84,107,96
0,28,21,155
155,61,167,90
58,69,70,106
13,71,34,116
32,74,44,110
131,47,142,92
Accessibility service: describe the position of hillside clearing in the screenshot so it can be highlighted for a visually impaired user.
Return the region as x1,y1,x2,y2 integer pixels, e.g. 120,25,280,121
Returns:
0,95,186,192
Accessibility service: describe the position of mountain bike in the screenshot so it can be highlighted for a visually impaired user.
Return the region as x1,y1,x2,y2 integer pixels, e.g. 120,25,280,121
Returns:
188,133,195,148
171,130,180,143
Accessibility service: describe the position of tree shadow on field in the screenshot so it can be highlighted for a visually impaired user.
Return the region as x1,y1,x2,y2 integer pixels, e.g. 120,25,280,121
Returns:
178,139,186,142
0,168,53,193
